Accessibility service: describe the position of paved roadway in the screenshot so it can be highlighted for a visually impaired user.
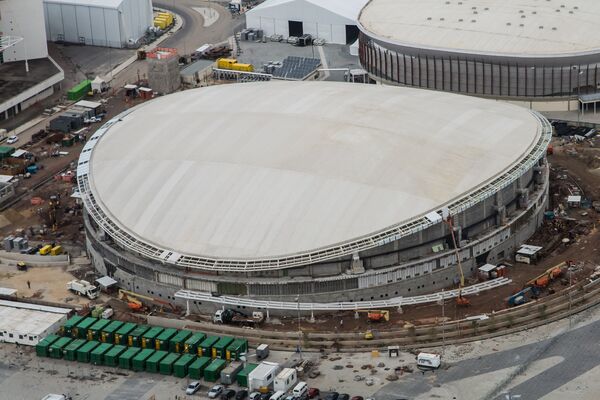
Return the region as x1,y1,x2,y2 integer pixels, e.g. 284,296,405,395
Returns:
376,308,600,400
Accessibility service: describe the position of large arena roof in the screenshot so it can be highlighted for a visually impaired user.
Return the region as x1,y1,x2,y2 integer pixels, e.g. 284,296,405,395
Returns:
359,0,600,57
81,82,547,269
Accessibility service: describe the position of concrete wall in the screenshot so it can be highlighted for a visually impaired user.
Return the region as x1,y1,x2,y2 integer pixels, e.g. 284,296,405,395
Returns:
0,0,48,62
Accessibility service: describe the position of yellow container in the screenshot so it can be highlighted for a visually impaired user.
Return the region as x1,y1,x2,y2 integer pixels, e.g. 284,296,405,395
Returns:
153,18,168,29
158,13,173,24
39,245,52,255
217,58,237,69
232,63,254,72
50,245,62,256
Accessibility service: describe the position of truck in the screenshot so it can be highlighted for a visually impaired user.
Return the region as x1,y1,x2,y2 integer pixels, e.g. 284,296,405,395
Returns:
66,280,99,299
213,309,264,326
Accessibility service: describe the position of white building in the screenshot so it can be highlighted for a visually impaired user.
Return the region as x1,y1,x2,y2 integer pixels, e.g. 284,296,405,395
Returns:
274,368,298,392
245,0,368,45
43,0,153,48
0,0,49,62
0,300,70,346
248,362,281,391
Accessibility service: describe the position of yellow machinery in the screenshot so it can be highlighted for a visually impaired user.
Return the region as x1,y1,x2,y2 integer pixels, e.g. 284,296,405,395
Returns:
50,245,62,256
355,310,390,322
216,58,254,72
118,289,178,313
39,244,52,255
445,216,470,306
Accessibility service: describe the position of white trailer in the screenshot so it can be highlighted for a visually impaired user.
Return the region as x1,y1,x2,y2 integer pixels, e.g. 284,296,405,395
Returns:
66,280,99,299
274,368,298,392
248,361,281,391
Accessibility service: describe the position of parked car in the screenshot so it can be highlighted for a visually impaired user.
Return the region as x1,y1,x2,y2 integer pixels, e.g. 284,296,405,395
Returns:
351,397,364,400
260,392,273,400
6,135,18,144
236,390,249,400
324,393,339,400
249,393,261,400
308,388,320,399
186,381,201,395
208,385,224,399
284,396,295,400
222,389,236,400
338,395,349,400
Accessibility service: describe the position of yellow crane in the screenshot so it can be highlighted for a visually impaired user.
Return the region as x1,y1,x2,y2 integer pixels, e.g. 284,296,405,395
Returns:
355,310,390,322
444,215,470,306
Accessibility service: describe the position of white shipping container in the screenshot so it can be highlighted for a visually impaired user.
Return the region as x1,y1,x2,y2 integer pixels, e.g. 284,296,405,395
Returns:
274,368,297,392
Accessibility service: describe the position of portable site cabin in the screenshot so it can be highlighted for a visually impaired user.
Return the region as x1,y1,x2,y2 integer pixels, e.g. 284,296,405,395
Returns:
416,352,441,370
248,361,281,391
515,245,543,265
274,367,298,392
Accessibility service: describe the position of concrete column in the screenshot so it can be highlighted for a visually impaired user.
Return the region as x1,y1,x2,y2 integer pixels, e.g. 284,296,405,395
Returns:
517,189,530,209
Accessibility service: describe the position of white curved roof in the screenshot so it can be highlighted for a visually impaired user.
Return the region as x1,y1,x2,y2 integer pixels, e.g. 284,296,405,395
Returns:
359,0,600,56
88,82,541,260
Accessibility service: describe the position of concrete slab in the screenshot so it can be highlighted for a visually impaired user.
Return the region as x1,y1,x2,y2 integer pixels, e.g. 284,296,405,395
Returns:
0,58,60,104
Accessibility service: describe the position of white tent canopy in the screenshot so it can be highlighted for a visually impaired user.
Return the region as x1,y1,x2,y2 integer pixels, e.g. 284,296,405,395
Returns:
245,0,368,44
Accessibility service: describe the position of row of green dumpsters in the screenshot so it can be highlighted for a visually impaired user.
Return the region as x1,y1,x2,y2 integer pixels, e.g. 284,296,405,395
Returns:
58,315,247,360
35,333,258,384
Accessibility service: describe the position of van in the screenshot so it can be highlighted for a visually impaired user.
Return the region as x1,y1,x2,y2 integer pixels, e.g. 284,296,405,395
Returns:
270,391,285,400
292,382,308,397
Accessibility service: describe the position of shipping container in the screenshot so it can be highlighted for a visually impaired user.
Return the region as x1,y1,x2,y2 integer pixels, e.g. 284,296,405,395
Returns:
73,317,97,339
36,334,60,357
226,338,248,361
199,335,220,357
119,347,141,369
237,363,258,387
141,326,163,349
132,348,155,372
90,343,113,365
60,315,85,337
104,345,127,367
128,325,150,347
212,336,234,359
114,322,136,345
204,359,227,382
77,340,100,362
63,339,86,361
159,352,181,375
221,361,243,385
48,337,72,359
183,332,206,354
87,319,111,341
169,329,192,353
155,328,177,351
173,353,196,378
100,320,124,343
0,146,15,160
188,356,212,380
67,80,92,101
146,350,168,373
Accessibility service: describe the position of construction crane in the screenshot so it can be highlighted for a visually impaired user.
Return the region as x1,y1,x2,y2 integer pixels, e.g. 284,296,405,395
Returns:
118,289,179,313
526,262,566,288
444,215,470,306
355,310,390,322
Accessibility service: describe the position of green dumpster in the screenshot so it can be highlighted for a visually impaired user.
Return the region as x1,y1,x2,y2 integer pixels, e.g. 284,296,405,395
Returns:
155,328,178,351
213,336,234,359
140,326,162,349
100,320,124,343
146,350,168,373
237,363,258,387
73,317,97,339
132,348,155,372
199,335,220,358
204,359,227,382
60,315,85,337
48,337,72,359
77,340,100,362
0,146,15,160
169,330,192,353
119,347,141,369
87,319,111,341
36,334,60,357
225,338,248,361
159,352,181,375
90,343,113,365
114,322,136,346
104,345,127,367
188,356,212,380
128,325,150,347
64,339,86,361
173,353,196,378
183,332,206,355
67,79,91,101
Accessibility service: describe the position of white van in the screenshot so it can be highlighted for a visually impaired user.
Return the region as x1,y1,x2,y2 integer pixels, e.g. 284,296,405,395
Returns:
292,381,308,397
270,391,286,400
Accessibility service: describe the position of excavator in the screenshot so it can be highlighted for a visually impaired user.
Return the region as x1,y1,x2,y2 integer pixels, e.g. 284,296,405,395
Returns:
118,289,179,313
445,215,470,306
355,310,390,322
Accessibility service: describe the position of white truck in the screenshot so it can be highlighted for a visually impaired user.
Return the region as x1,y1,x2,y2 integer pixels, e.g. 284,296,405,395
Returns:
66,280,99,299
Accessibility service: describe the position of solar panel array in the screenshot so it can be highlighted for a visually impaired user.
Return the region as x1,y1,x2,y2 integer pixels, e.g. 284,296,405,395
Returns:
271,56,321,80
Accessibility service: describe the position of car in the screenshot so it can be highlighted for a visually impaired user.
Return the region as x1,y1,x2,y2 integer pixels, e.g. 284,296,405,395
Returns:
351,397,363,400
338,395,349,400
308,388,320,399
208,385,224,399
6,136,18,144
249,393,261,400
324,393,339,400
236,390,249,400
222,389,236,400
186,381,201,395
260,392,273,400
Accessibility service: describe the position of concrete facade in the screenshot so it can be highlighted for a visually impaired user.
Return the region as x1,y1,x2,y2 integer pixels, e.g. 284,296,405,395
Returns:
0,0,49,63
